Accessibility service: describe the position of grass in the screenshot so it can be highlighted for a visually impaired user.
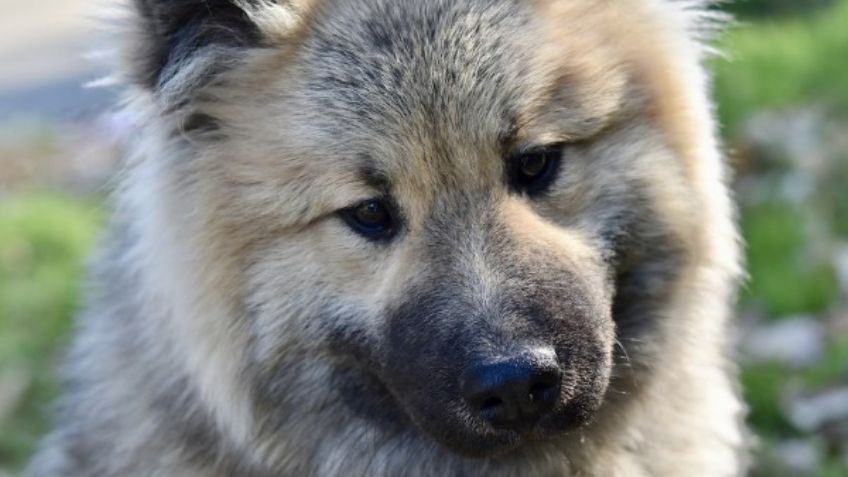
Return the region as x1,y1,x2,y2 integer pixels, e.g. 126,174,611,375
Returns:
715,3,848,474
742,199,838,317
714,0,848,132
719,22,846,468
715,0,848,318
722,0,836,18
820,150,848,238
0,192,103,471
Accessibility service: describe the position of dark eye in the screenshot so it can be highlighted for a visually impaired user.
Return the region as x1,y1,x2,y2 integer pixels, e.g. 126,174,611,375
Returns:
340,199,397,241
509,144,564,195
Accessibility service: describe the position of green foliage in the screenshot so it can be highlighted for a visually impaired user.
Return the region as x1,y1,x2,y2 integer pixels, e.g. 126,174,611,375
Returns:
802,336,848,387
742,337,848,437
722,0,836,18
741,200,838,317
744,336,848,477
753,436,848,477
820,151,848,238
0,192,103,470
714,0,848,133
817,461,848,477
720,0,848,321
741,363,797,436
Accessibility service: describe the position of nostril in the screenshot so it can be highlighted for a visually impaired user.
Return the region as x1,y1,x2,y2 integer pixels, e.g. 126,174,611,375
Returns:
528,381,557,408
529,382,551,402
461,348,563,430
481,396,504,412
478,396,507,423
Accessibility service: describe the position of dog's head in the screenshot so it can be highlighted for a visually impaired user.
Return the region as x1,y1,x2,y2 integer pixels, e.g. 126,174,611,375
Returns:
125,0,728,460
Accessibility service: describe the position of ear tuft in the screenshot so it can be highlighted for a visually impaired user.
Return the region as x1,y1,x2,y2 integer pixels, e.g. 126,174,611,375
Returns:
131,0,266,91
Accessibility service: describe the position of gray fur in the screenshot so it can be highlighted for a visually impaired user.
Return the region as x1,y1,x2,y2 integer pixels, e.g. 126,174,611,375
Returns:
29,0,750,475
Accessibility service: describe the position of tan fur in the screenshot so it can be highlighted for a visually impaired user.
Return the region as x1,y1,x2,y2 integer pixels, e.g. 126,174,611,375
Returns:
30,1,748,475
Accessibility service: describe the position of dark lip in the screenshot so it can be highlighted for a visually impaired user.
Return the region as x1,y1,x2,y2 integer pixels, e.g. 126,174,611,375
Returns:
441,427,570,459
432,400,596,458
336,347,610,458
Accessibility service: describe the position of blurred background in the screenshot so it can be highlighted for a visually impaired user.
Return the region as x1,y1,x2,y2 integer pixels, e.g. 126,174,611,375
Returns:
0,0,846,475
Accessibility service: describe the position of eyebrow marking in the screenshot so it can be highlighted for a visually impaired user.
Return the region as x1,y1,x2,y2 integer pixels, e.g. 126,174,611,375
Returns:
497,113,520,156
358,160,392,193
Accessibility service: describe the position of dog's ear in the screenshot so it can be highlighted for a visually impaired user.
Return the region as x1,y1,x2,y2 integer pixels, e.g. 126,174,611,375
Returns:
129,0,307,96
129,0,274,90
130,0,261,90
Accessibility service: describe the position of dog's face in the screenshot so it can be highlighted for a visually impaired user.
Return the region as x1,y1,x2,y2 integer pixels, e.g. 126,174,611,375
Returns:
130,0,705,459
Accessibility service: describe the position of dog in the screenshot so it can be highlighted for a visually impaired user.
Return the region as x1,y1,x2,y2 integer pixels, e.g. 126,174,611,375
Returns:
29,0,749,475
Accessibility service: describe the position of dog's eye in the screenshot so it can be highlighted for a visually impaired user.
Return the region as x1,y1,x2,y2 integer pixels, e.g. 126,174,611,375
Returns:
340,199,397,241
509,144,564,195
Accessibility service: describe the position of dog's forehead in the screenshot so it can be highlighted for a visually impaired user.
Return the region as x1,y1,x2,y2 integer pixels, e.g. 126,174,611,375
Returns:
299,0,535,144
279,0,630,195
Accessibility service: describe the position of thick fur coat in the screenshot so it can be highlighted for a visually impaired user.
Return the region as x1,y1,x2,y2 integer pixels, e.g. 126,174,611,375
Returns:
30,0,749,475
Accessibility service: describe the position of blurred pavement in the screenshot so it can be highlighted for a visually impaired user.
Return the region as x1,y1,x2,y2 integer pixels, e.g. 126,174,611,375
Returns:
0,0,113,123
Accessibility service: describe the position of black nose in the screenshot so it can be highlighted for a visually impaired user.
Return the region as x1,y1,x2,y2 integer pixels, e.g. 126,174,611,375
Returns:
461,347,562,430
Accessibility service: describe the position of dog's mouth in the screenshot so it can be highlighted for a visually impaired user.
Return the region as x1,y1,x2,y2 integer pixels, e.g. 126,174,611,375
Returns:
407,378,608,458
463,415,595,459
367,352,612,458
334,334,609,458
